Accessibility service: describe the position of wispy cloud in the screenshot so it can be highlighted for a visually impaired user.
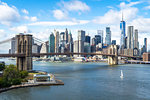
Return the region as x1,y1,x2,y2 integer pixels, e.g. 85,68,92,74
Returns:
52,0,90,20
62,0,90,12
22,9,29,14
28,20,90,26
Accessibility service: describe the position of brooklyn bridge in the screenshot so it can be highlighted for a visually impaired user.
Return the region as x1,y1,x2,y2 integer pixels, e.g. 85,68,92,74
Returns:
0,34,141,71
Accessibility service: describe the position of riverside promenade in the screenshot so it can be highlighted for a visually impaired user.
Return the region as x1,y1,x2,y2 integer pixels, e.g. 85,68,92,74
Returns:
0,79,64,93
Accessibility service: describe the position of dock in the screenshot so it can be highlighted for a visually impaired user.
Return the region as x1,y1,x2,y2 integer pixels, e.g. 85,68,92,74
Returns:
124,60,150,64
0,79,64,93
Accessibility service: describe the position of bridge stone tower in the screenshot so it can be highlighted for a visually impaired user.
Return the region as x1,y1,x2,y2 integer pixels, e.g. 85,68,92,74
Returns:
108,45,118,65
16,33,33,71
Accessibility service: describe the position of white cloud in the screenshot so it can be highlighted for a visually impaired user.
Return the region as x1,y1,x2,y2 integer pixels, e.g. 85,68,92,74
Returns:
10,26,31,33
52,0,90,20
23,16,38,22
0,29,5,38
28,20,90,26
23,16,30,20
52,9,67,20
92,7,138,24
119,1,141,9
32,29,51,41
130,17,150,33
0,2,20,26
22,9,29,14
30,16,38,21
144,6,150,10
62,0,90,12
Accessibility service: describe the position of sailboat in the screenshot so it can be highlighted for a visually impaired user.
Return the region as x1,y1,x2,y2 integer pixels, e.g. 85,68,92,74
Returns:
120,70,123,79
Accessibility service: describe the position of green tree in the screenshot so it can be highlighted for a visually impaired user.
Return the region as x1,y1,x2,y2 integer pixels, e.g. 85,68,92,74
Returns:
20,71,28,79
3,64,21,85
0,63,5,71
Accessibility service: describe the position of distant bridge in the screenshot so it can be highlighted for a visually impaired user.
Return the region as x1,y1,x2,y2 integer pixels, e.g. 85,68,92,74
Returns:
0,34,142,71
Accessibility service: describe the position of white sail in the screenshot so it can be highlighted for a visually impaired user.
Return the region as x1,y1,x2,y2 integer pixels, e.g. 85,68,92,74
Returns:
120,70,123,79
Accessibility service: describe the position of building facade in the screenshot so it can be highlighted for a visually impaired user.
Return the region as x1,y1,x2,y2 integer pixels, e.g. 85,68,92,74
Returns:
85,35,91,44
49,33,55,53
10,37,17,54
120,16,126,49
97,30,103,45
64,28,68,43
78,30,85,54
127,26,134,49
54,30,59,53
144,38,147,52
105,27,111,45
112,40,116,45
95,35,101,45
134,29,139,49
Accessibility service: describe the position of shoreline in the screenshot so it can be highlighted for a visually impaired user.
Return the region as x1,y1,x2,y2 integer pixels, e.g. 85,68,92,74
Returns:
0,79,64,93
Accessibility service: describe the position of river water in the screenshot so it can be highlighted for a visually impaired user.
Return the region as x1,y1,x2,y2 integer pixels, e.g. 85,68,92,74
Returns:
0,59,150,100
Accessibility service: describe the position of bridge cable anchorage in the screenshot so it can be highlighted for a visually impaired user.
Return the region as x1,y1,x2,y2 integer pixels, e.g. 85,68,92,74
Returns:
0,38,13,45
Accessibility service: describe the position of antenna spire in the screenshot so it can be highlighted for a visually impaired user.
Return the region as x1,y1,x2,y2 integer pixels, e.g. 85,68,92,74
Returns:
122,12,124,21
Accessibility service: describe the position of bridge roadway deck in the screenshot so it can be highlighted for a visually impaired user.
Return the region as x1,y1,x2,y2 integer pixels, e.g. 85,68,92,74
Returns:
0,53,142,59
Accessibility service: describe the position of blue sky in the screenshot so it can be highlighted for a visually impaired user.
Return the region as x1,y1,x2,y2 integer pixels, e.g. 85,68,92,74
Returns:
0,0,150,52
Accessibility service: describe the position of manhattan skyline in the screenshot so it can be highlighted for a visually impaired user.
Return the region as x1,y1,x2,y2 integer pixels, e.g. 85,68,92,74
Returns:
0,0,150,52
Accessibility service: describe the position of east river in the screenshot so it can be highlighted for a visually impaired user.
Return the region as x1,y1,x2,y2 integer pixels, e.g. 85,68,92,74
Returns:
0,59,150,100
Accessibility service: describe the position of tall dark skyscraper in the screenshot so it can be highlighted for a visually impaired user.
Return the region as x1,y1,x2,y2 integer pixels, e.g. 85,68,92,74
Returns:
85,35,91,44
120,13,126,49
95,35,101,45
49,33,55,53
92,37,96,45
144,38,147,52
112,40,116,45
68,31,73,52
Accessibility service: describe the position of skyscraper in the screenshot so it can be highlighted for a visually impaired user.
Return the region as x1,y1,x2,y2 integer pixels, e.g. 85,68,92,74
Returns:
95,35,101,45
54,30,59,53
73,40,79,57
120,13,126,49
105,27,111,45
78,30,85,55
92,37,96,46
59,32,65,46
127,26,134,49
10,37,17,54
144,38,147,52
64,28,68,43
112,40,116,45
134,29,139,49
68,31,73,52
85,35,91,44
49,33,55,53
97,30,103,44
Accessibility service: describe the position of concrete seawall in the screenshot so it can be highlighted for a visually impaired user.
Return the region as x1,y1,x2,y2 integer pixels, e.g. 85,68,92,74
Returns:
0,80,64,93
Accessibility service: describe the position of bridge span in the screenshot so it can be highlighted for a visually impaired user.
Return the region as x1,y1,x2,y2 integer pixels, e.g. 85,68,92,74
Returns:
0,34,141,71
0,53,141,58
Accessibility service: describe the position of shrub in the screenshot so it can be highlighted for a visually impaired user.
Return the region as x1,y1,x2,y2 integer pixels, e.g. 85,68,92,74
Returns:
0,63,5,71
20,71,28,79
